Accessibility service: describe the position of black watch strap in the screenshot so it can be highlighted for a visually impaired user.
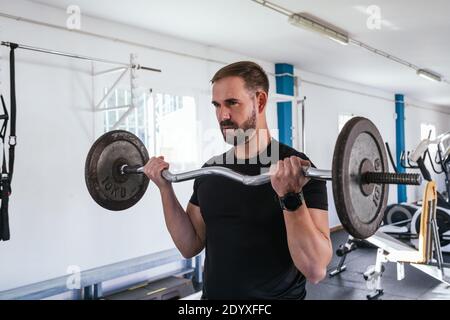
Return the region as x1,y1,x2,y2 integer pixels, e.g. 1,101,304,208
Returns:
279,191,304,212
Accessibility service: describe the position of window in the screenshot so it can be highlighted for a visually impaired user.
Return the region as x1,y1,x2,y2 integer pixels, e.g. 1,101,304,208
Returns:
420,123,436,141
151,93,198,171
338,113,355,133
103,88,149,145
102,88,198,171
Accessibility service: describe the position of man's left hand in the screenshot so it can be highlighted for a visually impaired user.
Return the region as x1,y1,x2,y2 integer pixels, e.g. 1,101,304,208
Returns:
270,156,311,197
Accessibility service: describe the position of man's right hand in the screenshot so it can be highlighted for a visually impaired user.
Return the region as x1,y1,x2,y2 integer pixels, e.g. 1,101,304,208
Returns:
143,156,172,190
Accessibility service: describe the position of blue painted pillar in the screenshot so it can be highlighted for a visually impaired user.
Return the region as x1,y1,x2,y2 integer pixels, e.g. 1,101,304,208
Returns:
275,64,294,146
396,94,407,203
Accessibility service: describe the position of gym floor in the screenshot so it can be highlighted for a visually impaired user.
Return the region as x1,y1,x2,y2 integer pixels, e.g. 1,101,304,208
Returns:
306,230,450,300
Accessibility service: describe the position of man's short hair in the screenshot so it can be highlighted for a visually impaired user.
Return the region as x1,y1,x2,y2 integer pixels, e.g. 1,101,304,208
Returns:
211,61,269,94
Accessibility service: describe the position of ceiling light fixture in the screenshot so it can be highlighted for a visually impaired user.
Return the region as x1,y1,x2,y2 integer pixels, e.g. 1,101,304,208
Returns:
417,69,442,83
288,13,349,46
251,0,448,85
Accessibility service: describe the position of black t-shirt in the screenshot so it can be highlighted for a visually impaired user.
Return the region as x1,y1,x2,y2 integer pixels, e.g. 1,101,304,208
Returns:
189,139,328,300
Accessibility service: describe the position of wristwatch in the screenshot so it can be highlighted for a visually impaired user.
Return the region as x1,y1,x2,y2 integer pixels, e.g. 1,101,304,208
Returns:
278,191,304,212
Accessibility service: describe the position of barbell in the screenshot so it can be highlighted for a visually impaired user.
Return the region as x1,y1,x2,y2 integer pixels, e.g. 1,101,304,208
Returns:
85,117,421,239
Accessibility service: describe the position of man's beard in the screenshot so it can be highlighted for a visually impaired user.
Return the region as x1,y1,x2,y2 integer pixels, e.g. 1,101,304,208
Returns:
220,106,257,146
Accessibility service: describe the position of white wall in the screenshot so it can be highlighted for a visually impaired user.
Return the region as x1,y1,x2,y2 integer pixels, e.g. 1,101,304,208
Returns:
0,0,278,291
0,0,449,292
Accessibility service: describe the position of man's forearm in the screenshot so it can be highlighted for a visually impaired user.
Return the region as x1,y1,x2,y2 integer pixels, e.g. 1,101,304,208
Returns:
160,186,203,257
283,204,332,283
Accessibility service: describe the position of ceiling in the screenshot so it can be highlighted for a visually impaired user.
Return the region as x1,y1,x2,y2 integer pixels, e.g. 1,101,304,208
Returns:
30,0,450,108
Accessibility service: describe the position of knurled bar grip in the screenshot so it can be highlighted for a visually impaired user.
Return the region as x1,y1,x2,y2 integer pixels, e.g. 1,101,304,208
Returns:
363,172,422,185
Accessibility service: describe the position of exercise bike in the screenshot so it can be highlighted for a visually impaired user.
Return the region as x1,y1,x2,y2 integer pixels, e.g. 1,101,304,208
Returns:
381,131,450,252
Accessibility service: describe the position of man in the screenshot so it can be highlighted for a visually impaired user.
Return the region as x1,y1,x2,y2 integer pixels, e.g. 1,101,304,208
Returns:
144,61,331,300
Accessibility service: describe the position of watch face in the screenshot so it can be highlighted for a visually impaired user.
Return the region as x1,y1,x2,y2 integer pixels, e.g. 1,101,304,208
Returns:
284,193,301,211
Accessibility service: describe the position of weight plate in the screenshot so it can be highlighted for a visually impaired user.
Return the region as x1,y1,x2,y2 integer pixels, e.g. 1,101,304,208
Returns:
332,117,389,239
85,130,149,211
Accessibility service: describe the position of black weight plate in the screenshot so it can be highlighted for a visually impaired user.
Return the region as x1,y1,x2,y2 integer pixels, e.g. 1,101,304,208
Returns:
332,117,389,239
85,130,149,211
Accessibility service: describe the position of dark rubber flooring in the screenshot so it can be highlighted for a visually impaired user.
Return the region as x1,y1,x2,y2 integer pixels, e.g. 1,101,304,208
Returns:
305,230,450,300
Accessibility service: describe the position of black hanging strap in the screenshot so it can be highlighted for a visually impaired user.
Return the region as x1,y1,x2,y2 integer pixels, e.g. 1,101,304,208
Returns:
0,94,10,241
0,43,18,241
8,43,18,182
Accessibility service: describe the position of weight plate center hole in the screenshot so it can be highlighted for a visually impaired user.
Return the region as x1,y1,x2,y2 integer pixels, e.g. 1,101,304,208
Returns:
112,158,130,183
360,158,375,196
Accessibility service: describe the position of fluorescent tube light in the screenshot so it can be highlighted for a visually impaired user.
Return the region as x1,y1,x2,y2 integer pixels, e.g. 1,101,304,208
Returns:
417,69,442,82
288,13,349,45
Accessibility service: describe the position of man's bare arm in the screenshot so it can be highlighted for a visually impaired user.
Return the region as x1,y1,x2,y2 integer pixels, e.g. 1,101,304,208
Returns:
283,207,332,284
144,156,205,258
159,187,206,258
270,156,332,283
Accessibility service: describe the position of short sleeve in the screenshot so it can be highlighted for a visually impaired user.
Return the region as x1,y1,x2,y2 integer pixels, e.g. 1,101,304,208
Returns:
189,162,213,207
302,178,328,211
292,153,328,211
189,177,201,206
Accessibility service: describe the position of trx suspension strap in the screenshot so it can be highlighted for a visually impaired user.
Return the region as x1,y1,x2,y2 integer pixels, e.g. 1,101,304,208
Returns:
0,43,18,241
0,95,9,241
